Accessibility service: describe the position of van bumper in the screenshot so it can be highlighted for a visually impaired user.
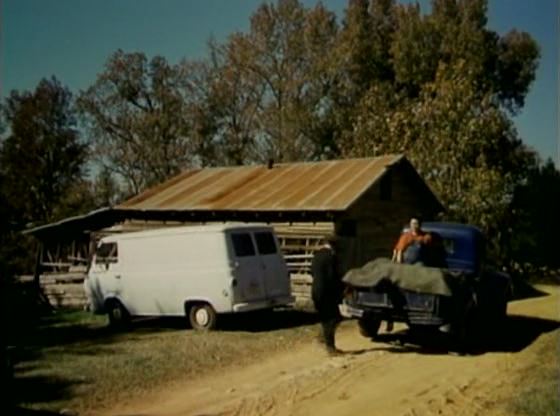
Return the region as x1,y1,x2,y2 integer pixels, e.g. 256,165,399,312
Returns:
233,295,295,312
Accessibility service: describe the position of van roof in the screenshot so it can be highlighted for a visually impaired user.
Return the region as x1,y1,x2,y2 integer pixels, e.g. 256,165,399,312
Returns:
99,222,272,242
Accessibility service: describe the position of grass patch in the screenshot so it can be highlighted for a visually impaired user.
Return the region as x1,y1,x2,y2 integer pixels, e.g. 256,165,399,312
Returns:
11,309,318,414
507,330,560,416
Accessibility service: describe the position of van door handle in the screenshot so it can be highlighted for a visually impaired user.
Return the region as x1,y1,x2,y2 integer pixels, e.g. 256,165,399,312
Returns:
115,275,121,279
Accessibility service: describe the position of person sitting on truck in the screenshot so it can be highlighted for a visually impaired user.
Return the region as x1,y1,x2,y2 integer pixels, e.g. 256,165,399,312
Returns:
392,217,432,264
311,235,344,356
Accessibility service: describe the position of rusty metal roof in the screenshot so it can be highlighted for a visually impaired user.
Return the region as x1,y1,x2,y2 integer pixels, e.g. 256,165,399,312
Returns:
118,155,406,212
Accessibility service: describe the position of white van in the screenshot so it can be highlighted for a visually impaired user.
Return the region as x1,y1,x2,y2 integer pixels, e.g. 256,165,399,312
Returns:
84,224,293,330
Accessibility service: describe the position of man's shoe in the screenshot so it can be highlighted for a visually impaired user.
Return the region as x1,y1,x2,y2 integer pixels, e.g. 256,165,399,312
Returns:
326,346,342,357
386,321,394,332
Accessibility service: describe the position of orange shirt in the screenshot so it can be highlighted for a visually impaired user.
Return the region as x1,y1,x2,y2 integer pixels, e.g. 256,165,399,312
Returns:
394,231,431,252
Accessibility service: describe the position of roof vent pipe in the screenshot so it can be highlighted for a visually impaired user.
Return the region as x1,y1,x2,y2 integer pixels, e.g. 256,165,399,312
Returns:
268,158,274,169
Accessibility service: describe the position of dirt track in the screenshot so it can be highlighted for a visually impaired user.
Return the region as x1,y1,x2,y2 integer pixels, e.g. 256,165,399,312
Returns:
105,286,559,416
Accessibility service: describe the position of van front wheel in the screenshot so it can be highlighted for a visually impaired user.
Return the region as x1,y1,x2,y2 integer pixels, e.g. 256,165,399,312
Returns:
189,304,217,330
107,300,130,329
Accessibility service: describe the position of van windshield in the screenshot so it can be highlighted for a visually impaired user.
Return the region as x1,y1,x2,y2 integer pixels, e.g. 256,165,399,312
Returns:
96,242,118,264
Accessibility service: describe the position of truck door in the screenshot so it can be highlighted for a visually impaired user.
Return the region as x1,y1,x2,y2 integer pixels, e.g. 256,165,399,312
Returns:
253,231,290,299
230,232,266,303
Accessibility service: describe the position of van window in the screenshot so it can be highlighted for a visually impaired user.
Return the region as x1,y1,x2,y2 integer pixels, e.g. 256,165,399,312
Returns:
255,232,277,255
96,242,118,264
231,233,256,257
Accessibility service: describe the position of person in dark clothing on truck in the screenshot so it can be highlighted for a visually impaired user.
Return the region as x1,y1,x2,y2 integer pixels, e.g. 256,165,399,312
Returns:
311,235,344,355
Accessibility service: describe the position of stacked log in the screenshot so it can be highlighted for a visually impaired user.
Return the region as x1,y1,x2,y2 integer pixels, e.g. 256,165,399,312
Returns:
20,271,88,309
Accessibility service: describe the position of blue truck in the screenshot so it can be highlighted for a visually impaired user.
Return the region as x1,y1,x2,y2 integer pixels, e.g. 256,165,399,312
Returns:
340,222,511,345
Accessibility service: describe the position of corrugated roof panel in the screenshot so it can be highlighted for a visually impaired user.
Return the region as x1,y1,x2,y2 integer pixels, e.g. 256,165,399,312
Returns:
118,155,406,212
157,168,232,209
269,161,339,210
325,157,391,208
296,159,372,209
212,166,288,209
199,167,268,208
246,163,328,210
120,169,202,208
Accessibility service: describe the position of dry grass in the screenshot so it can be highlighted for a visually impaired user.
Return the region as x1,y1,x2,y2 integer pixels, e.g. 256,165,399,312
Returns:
11,309,318,414
506,330,560,416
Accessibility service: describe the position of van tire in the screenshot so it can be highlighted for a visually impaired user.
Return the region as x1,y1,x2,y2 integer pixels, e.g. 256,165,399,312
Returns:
107,300,130,329
188,304,217,330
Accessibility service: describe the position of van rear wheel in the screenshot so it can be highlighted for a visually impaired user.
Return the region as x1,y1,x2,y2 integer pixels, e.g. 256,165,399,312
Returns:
189,304,217,330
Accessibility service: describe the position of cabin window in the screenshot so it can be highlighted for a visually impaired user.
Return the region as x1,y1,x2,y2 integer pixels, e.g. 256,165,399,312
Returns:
231,233,256,257
96,242,118,264
379,171,392,201
255,232,278,255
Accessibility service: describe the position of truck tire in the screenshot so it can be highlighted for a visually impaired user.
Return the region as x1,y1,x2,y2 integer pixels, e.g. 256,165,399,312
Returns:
358,317,381,339
107,300,130,329
189,303,217,330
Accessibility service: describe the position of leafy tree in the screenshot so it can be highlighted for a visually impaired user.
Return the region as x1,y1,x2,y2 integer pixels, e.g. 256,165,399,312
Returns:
0,78,89,276
331,0,540,266
213,0,339,162
0,77,89,226
92,166,123,207
77,50,199,194
342,61,536,261
509,159,560,269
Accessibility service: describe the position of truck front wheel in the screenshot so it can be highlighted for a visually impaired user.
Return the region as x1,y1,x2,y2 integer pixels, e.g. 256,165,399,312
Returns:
358,317,381,339
189,303,217,330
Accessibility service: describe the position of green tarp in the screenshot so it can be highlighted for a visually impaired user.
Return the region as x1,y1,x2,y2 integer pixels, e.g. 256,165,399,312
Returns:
342,258,468,297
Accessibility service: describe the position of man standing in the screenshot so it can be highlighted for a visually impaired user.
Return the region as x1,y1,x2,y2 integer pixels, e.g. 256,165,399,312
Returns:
311,235,344,355
392,217,432,264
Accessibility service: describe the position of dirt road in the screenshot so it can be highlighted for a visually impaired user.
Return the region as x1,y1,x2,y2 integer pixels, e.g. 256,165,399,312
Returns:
106,286,559,416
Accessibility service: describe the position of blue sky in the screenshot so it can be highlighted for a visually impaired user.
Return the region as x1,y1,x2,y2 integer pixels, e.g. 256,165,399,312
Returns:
1,0,558,164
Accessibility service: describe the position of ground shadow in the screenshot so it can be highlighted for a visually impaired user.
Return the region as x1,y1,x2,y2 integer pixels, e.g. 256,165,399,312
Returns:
218,309,319,332
361,314,560,356
12,320,117,349
11,314,190,351
479,314,560,353
9,408,61,416
94,309,320,333
375,315,560,355
6,373,82,413
510,278,551,301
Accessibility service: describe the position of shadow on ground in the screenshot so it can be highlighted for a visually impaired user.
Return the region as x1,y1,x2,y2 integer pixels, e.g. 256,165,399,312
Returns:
9,408,62,416
510,278,551,301
360,314,560,356
3,374,80,415
219,309,319,332
95,308,319,333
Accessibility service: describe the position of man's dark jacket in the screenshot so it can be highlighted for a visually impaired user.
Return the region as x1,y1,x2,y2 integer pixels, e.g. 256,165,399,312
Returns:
311,247,343,317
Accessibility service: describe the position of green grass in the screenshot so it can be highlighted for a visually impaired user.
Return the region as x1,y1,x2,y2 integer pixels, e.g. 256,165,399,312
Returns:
507,330,560,416
11,309,318,414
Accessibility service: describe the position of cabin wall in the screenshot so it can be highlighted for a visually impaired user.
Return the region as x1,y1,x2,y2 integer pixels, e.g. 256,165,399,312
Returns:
336,166,439,273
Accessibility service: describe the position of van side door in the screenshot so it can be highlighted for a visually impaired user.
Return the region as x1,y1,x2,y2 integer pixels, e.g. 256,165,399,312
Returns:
253,231,290,298
230,232,266,303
